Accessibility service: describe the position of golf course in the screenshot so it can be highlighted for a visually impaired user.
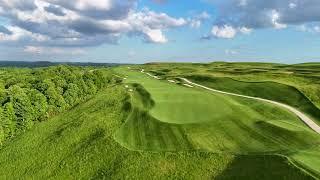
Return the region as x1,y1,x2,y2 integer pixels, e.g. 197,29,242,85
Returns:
2,0,320,178
114,66,320,178
0,62,319,179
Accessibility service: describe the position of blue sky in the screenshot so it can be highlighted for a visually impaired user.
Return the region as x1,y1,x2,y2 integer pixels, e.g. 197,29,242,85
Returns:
0,0,320,64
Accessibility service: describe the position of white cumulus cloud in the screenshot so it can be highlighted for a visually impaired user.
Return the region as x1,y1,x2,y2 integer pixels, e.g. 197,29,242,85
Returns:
211,25,237,39
210,25,252,39
0,0,187,47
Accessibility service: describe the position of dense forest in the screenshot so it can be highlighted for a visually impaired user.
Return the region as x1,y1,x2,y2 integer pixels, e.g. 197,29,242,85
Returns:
0,65,117,145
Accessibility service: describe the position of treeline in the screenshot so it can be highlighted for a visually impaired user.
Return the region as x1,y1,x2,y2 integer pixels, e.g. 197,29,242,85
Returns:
0,65,117,145
0,61,121,68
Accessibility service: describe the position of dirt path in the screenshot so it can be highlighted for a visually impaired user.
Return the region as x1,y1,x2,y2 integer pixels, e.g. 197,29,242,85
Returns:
181,78,320,134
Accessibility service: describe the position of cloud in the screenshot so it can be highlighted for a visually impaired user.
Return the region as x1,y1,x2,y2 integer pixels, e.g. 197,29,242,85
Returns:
189,11,211,29
0,25,12,35
190,20,201,29
143,29,167,43
239,27,252,34
211,25,237,39
0,0,37,11
0,0,186,47
289,3,297,9
43,0,133,19
206,0,320,37
196,11,211,20
270,10,287,29
297,24,320,33
0,26,49,42
44,4,65,16
209,25,252,39
23,45,86,55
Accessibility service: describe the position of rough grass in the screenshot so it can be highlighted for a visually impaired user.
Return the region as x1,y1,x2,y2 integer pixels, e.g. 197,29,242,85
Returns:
140,62,320,109
0,86,233,179
291,145,320,179
186,75,320,124
115,68,320,154
115,67,320,178
0,65,319,179
0,85,312,179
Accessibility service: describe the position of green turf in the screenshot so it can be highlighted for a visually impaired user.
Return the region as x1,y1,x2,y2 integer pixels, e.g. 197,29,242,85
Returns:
215,155,314,180
0,66,319,179
186,75,320,124
114,68,320,154
114,67,320,178
140,62,320,109
0,85,312,179
291,145,320,178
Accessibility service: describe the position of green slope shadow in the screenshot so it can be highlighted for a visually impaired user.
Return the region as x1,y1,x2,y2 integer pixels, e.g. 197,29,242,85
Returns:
115,83,194,151
214,155,314,180
115,107,194,151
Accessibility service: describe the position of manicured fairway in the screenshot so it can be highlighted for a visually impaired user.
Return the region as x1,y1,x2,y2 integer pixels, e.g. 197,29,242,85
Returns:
0,67,318,179
186,75,320,125
114,67,320,155
0,85,311,179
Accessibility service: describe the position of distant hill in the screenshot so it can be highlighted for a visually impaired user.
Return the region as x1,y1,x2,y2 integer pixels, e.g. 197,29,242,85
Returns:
291,62,320,67
0,61,123,68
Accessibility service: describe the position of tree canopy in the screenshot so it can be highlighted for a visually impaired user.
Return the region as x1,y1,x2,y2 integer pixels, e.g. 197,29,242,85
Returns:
0,65,116,144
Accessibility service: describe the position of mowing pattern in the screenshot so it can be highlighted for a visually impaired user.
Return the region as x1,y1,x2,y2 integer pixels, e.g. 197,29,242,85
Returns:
114,68,320,154
0,70,317,179
116,108,194,151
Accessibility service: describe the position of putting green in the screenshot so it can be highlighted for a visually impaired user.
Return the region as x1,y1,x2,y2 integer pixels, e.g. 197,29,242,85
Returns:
114,67,320,154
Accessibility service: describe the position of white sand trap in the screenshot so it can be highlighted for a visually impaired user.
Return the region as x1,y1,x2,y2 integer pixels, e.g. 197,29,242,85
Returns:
168,80,176,83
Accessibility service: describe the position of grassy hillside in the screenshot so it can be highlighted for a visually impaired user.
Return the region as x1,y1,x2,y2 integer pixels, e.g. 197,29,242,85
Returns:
291,145,320,178
0,65,319,179
0,86,313,179
186,75,320,125
114,68,320,155
116,67,320,178
141,62,320,109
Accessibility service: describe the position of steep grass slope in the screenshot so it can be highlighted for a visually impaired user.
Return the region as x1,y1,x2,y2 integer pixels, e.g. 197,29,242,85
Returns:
141,62,320,110
0,86,234,179
181,74,320,178
114,68,320,155
291,145,320,178
186,75,320,125
0,86,312,179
